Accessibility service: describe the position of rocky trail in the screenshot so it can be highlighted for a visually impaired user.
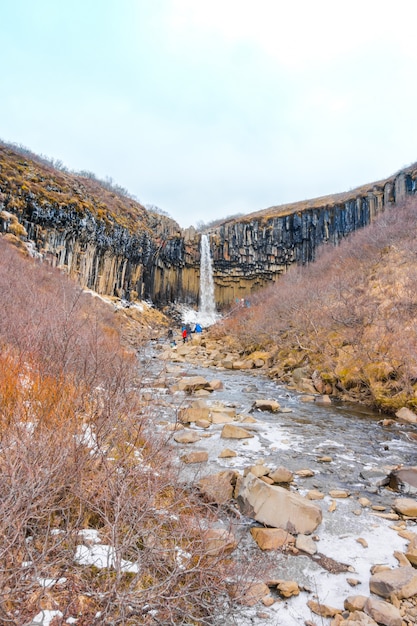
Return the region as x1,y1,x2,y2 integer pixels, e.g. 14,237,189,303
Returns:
140,330,417,626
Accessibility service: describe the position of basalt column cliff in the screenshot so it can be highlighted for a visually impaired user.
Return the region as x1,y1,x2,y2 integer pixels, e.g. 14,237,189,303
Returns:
1,142,416,309
152,165,417,308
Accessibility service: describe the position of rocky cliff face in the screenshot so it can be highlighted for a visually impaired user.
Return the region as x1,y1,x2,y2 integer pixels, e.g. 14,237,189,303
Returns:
151,168,417,309
1,142,417,310
201,169,417,307
0,143,181,303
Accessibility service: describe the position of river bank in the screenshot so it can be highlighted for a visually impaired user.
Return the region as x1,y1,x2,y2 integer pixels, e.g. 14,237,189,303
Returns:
142,331,417,625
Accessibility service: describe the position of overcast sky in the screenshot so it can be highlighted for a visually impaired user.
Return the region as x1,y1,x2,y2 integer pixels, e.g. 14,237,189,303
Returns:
2,0,417,228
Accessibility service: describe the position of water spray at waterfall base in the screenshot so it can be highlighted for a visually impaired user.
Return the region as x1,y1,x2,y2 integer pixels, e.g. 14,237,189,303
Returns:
181,234,220,328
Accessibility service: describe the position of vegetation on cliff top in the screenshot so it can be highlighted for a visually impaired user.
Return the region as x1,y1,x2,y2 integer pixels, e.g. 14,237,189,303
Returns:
215,162,417,226
211,196,417,414
0,140,180,239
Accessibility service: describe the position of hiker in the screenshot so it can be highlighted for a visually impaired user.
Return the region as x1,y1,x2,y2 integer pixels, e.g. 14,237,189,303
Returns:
195,323,202,333
167,328,173,341
182,327,188,343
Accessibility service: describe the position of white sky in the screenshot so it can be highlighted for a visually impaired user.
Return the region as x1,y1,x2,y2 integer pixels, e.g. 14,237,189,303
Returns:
2,0,417,227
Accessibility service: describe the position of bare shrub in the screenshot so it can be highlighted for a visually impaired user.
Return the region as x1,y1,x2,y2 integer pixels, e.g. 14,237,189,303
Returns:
212,197,417,411
0,239,257,625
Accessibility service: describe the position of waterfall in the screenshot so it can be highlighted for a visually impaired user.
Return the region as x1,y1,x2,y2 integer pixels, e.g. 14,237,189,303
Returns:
198,234,217,323
180,233,219,328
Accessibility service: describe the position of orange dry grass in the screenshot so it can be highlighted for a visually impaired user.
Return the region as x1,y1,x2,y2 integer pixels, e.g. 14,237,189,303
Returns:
212,196,417,412
0,348,84,431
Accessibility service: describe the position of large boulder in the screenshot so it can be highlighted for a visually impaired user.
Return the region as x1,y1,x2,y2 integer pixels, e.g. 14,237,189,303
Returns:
363,597,402,626
369,566,417,599
236,473,322,534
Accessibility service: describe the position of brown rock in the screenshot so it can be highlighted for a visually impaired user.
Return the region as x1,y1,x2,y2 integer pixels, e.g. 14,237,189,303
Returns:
329,489,350,498
180,451,208,464
307,489,325,500
177,376,212,393
198,470,238,505
268,466,294,483
315,395,332,404
296,534,317,555
218,448,237,458
276,580,300,598
344,596,367,611
393,497,417,517
240,415,257,423
249,464,271,478
369,566,417,599
233,360,254,370
364,596,402,626
195,419,211,429
405,534,417,565
395,407,417,424
393,550,411,567
173,431,201,444
237,582,271,607
221,424,254,439
237,473,322,534
211,405,237,417
295,468,315,477
340,610,379,624
250,527,295,550
307,599,342,618
252,399,281,412
179,405,210,423
211,412,234,424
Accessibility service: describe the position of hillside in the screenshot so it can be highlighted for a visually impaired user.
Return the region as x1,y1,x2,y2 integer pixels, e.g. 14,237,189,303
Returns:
217,161,417,225
0,140,179,237
210,195,417,414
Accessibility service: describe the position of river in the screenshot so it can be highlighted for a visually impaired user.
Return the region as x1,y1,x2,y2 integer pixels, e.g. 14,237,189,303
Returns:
141,340,417,625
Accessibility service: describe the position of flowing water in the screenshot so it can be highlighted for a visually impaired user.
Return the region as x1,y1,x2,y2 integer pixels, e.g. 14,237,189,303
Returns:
181,233,220,328
144,249,417,624
199,234,217,323
142,345,417,625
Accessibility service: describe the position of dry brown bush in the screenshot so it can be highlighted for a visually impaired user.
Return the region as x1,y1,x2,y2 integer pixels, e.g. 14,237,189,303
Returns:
0,239,258,625
213,197,417,412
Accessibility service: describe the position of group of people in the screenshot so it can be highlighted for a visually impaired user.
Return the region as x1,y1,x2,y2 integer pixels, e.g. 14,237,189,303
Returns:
167,323,203,347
